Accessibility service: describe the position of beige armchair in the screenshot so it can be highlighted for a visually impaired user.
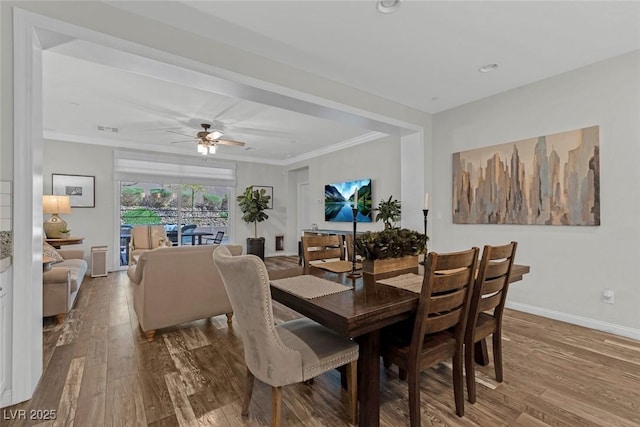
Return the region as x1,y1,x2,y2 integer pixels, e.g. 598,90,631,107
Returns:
128,225,172,265
213,246,359,426
127,244,243,342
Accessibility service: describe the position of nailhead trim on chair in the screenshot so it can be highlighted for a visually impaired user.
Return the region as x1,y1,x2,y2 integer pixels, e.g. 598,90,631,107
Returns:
250,256,299,358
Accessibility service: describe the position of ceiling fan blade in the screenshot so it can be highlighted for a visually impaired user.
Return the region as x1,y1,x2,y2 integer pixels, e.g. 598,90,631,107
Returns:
166,130,195,138
170,140,194,144
214,139,245,147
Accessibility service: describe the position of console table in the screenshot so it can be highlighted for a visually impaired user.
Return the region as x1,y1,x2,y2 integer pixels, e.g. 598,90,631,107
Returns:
45,236,85,249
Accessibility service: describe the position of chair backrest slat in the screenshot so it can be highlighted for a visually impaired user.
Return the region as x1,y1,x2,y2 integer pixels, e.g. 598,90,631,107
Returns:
433,269,473,293
481,276,507,295
428,288,467,314
467,242,518,340
410,248,479,360
485,259,510,279
302,235,345,265
425,307,465,334
478,291,502,313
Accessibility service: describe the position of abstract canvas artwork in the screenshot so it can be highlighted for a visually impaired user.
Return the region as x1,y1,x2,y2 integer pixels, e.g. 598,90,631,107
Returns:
452,126,600,225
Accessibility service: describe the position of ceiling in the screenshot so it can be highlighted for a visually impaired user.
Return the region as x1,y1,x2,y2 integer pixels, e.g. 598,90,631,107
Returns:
43,1,640,163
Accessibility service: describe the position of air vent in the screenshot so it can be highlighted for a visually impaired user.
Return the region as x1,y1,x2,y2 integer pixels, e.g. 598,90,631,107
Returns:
97,125,119,133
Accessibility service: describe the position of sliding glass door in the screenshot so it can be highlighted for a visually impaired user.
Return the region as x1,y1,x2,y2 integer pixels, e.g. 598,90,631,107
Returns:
119,181,230,266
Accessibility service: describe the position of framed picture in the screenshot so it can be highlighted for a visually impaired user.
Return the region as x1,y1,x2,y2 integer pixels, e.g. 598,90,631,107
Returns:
52,174,95,208
252,185,273,209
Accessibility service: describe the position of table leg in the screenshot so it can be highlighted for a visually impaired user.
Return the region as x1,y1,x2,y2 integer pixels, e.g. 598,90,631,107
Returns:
474,338,490,366
356,330,380,427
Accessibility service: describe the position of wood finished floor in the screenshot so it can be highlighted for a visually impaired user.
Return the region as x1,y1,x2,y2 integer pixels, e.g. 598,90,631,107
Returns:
3,256,640,426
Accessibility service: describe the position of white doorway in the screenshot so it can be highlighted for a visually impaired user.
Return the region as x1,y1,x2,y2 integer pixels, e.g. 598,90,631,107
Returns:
297,181,310,235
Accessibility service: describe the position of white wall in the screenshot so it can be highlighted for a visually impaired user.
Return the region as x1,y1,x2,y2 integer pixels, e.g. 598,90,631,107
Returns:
288,135,402,237
234,161,287,257
432,51,640,337
43,140,115,268
43,140,291,262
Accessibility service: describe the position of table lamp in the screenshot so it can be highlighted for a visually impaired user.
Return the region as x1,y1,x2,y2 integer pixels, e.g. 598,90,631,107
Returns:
43,195,72,238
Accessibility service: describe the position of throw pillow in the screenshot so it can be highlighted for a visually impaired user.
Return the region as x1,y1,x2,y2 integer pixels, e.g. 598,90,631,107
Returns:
43,242,64,263
151,229,167,249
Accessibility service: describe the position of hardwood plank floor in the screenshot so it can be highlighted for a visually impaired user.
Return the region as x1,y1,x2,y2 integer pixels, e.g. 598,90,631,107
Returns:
3,256,639,426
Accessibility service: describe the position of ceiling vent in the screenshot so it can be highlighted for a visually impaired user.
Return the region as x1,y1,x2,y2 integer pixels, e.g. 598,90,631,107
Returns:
97,125,119,133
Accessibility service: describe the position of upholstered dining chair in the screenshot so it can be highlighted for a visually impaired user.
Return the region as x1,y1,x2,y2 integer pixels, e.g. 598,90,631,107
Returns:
381,247,479,426
465,241,518,404
301,234,345,266
212,246,359,426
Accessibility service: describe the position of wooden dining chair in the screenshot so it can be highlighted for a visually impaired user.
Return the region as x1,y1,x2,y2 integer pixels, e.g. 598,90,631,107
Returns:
301,234,345,266
213,246,359,426
465,241,517,404
381,247,479,426
344,233,363,263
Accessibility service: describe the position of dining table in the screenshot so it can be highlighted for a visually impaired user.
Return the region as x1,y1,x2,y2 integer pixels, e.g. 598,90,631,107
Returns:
269,263,530,427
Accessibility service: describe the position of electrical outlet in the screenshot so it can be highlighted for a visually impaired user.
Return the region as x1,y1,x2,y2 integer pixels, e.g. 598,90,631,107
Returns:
601,289,615,304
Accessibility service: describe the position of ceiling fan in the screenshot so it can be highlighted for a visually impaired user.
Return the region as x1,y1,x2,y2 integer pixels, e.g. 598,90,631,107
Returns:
169,123,246,155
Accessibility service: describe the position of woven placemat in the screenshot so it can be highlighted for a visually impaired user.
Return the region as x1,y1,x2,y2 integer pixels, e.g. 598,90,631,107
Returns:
313,260,362,274
271,275,353,299
376,273,423,294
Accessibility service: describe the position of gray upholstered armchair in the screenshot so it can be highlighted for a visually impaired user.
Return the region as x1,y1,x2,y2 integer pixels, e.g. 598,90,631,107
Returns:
213,246,359,426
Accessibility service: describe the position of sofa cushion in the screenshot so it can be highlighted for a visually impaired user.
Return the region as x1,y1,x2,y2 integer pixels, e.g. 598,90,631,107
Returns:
43,242,64,263
57,259,88,292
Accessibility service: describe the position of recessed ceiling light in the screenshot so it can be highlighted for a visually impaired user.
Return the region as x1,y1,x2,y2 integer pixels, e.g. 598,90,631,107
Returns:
479,63,499,73
377,0,401,14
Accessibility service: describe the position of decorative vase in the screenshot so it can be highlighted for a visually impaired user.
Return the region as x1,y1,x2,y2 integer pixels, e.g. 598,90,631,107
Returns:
362,255,419,276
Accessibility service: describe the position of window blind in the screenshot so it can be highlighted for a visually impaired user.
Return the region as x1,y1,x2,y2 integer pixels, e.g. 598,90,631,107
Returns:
114,150,236,186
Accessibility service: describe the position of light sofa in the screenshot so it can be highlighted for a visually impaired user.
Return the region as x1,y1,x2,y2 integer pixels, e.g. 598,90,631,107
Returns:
127,244,243,341
43,249,88,323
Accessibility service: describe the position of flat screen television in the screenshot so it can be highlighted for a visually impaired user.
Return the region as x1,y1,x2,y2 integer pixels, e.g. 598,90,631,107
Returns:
324,178,372,222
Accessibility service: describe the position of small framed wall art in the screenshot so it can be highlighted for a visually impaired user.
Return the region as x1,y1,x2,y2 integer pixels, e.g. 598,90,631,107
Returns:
252,185,273,209
52,174,95,208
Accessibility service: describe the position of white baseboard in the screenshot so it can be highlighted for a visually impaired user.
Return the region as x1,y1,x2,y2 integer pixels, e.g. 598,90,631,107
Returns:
506,302,640,341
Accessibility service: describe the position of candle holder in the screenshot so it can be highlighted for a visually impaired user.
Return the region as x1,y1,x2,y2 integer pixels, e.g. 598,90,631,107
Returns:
419,209,429,266
347,207,362,278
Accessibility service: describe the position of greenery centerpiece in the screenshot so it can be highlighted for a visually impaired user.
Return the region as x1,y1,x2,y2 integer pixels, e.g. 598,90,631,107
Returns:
237,186,271,259
356,195,427,274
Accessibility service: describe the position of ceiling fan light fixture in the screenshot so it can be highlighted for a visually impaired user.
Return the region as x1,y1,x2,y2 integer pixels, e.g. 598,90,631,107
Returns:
197,143,208,155
208,145,217,154
207,130,224,140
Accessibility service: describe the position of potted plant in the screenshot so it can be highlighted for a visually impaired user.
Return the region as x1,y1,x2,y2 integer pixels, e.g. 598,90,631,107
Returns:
59,228,71,239
355,228,428,275
357,196,427,275
237,186,271,259
375,196,401,229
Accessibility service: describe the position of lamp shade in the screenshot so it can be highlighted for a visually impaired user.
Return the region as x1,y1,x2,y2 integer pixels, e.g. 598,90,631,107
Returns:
43,195,72,214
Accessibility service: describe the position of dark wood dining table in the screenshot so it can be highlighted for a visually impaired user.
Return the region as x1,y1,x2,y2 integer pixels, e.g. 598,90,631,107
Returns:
269,263,530,427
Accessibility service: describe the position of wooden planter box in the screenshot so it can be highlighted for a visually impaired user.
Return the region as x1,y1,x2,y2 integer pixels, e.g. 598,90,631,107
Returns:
362,255,419,275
